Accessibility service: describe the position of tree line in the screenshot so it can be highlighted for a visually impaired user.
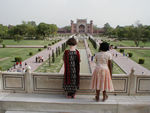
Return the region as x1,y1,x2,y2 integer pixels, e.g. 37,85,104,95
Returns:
0,21,58,43
103,21,150,47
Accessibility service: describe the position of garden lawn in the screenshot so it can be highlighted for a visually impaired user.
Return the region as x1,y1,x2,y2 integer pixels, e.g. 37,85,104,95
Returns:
110,40,150,47
112,61,125,74
2,39,59,45
120,49,150,70
0,48,42,71
35,51,64,73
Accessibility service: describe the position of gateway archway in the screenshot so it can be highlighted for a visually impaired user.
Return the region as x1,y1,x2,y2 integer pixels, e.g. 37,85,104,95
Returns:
79,24,85,33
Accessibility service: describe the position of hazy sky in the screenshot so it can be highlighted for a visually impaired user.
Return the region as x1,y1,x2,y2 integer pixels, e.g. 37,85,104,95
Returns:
0,0,150,27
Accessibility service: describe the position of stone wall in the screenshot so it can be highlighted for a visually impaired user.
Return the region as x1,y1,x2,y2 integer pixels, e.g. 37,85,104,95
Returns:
0,70,150,95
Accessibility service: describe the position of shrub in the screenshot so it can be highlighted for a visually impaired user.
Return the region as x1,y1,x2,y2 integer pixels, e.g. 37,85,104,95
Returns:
48,43,51,46
2,44,6,48
0,67,2,71
29,52,33,56
52,42,55,45
38,48,42,51
120,49,124,53
114,46,117,49
139,59,144,64
128,53,133,57
52,51,55,63
44,45,47,48
15,57,22,62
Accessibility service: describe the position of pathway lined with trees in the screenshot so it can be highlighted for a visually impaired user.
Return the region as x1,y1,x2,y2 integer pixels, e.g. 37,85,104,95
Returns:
11,39,67,72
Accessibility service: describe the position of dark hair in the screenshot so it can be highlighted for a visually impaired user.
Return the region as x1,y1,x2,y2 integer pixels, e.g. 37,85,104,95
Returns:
99,42,109,52
67,37,77,46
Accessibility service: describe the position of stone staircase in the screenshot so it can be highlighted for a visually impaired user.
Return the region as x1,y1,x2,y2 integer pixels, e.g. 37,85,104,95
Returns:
0,93,150,113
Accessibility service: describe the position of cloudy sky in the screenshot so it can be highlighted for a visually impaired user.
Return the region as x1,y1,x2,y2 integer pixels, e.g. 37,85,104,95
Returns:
0,0,150,27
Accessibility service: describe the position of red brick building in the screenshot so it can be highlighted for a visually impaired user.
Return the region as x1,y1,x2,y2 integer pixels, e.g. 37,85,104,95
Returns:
71,19,93,34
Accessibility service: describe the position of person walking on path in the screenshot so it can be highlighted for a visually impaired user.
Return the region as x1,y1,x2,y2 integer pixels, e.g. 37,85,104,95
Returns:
91,42,114,102
63,37,80,99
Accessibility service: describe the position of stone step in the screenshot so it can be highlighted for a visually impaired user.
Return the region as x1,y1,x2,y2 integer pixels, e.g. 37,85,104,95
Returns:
6,111,95,113
0,93,150,113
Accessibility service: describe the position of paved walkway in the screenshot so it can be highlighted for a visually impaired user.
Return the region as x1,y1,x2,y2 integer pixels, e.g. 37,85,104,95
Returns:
109,49,150,75
11,40,67,72
0,45,44,48
1,93,150,113
84,39,95,73
96,39,150,75
117,46,150,50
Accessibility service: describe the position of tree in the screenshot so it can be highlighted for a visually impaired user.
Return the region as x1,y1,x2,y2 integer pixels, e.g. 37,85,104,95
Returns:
0,24,8,39
0,38,3,44
52,50,55,63
49,24,58,37
103,23,114,37
14,34,23,43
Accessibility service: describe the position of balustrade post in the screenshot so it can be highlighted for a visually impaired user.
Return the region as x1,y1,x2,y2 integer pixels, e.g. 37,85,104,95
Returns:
128,67,137,95
25,66,33,93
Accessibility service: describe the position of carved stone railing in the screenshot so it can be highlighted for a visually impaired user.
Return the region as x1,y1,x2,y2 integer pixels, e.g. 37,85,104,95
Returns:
0,68,150,95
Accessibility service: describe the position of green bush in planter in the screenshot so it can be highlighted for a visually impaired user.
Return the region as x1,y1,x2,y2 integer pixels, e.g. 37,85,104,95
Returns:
114,46,117,49
139,59,144,64
29,52,33,56
2,44,6,48
128,53,133,57
44,45,47,48
0,67,2,71
120,49,124,53
15,57,22,62
38,48,41,51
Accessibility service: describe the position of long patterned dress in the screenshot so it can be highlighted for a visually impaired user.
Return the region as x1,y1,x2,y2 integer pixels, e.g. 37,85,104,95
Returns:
63,50,80,96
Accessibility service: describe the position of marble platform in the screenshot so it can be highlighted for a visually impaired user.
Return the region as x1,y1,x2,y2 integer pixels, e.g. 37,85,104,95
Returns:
0,93,150,113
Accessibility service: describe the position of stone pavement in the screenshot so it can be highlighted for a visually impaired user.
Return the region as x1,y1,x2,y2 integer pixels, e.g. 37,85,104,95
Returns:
84,39,95,73
11,39,67,72
109,49,150,75
0,93,150,113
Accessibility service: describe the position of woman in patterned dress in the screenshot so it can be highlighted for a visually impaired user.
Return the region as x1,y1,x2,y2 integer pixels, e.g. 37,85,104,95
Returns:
63,37,80,98
91,42,114,101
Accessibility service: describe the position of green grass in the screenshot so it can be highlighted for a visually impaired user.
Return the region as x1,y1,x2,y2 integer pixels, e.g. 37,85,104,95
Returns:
0,48,43,71
1,39,59,45
112,61,125,74
35,51,64,73
119,49,150,70
110,40,150,47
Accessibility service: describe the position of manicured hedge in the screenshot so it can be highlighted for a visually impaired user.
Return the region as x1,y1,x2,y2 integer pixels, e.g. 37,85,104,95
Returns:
29,52,33,56
120,49,124,53
139,59,145,64
38,48,42,51
15,57,22,62
128,53,133,57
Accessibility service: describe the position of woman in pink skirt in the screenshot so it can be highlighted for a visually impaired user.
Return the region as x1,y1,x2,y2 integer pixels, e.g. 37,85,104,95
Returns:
91,42,114,102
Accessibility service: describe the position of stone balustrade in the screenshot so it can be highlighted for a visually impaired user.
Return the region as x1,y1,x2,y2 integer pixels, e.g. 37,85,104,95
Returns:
0,69,150,95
